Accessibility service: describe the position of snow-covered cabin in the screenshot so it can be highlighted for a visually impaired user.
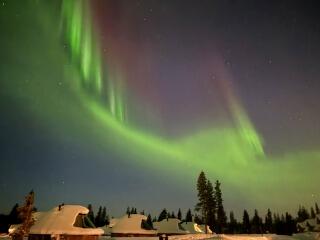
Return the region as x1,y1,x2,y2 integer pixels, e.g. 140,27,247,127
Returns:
107,214,157,237
28,205,103,240
153,218,188,235
297,214,320,232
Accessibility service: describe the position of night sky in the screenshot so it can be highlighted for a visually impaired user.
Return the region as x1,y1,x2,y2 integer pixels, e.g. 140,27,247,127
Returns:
1,0,320,218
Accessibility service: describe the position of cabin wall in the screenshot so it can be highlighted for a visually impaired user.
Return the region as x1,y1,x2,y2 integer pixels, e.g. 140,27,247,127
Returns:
29,234,100,240
111,233,157,237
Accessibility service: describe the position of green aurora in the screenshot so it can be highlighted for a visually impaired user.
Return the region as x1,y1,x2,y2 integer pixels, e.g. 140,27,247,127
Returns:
1,0,319,213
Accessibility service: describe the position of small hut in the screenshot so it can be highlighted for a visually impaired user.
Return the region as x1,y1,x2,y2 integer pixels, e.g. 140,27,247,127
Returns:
28,205,103,240
108,214,157,237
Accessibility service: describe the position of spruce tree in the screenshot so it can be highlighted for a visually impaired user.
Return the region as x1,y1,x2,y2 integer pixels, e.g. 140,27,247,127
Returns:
100,207,107,226
126,207,130,215
195,171,208,232
147,214,153,229
171,211,176,218
12,191,35,240
285,212,295,235
228,211,237,234
87,204,95,224
297,206,310,222
251,209,262,233
280,214,286,234
207,180,216,232
185,209,193,222
105,214,110,225
215,180,227,233
95,206,102,227
158,209,168,221
130,207,135,214
194,214,203,224
242,210,250,233
273,213,281,234
310,207,316,218
315,203,320,214
9,204,21,224
265,209,273,233
177,209,182,220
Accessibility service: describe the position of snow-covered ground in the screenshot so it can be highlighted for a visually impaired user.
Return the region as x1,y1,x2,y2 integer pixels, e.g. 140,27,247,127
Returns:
1,233,319,240
216,233,320,240
99,233,320,240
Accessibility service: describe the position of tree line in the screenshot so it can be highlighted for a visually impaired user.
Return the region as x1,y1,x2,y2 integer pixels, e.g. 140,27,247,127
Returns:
0,179,319,236
195,171,320,235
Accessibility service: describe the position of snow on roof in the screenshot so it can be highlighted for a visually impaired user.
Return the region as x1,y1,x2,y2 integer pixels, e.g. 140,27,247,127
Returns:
180,222,203,234
33,211,44,221
29,205,103,235
154,218,188,235
111,214,157,235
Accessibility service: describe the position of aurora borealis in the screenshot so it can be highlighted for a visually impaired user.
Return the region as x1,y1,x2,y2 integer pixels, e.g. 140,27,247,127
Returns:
1,0,320,217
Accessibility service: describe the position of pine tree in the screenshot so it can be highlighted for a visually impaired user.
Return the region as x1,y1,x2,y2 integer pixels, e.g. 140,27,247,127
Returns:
215,180,227,233
228,211,237,234
126,207,130,215
310,207,316,218
130,207,134,214
297,205,310,222
158,209,168,221
251,209,262,234
207,180,216,232
11,191,35,240
185,209,193,222
100,207,107,226
194,214,203,224
242,210,250,233
280,214,286,234
272,213,279,233
273,213,282,234
105,214,110,225
87,204,95,224
195,171,208,232
285,212,295,235
95,206,102,226
265,209,273,233
315,203,320,214
147,214,153,229
177,209,182,220
9,204,21,224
